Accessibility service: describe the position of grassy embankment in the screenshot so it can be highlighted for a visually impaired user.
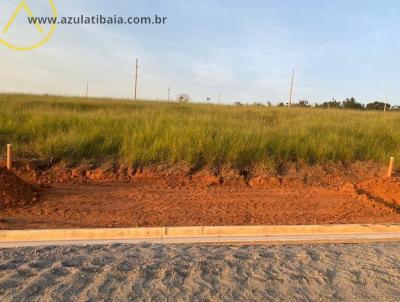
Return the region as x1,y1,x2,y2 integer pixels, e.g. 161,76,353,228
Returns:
0,93,399,169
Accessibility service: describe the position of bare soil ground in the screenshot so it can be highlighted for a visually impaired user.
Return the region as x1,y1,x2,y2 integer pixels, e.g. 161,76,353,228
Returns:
0,243,399,301
0,161,399,229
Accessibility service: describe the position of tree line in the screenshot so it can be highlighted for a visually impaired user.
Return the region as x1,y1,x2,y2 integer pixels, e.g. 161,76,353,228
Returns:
272,97,400,111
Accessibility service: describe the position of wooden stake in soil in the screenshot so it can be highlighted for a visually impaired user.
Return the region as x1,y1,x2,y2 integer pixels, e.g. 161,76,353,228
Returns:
6,144,13,170
387,156,394,178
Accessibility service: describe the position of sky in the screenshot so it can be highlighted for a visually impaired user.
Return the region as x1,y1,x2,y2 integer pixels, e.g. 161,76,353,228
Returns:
1,0,400,105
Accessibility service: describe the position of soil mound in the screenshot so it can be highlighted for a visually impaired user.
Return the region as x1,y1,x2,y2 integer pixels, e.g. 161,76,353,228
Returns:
0,167,39,209
359,178,400,208
9,159,390,189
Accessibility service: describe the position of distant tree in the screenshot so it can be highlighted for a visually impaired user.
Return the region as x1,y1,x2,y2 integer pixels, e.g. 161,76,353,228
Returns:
267,101,272,107
298,100,310,107
366,101,391,111
317,98,342,109
234,102,242,106
177,93,190,103
276,102,285,107
253,102,264,107
342,97,364,110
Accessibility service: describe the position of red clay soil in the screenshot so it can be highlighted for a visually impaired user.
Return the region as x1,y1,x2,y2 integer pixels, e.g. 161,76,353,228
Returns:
358,178,400,208
0,167,39,210
0,163,399,230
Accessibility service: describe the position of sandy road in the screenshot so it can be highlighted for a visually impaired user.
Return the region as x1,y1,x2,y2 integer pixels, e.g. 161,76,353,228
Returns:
0,242,399,301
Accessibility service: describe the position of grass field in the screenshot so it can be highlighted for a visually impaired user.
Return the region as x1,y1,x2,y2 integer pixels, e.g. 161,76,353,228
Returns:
0,93,399,169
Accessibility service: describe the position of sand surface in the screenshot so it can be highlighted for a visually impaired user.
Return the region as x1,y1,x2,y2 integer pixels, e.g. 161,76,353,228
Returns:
0,243,399,301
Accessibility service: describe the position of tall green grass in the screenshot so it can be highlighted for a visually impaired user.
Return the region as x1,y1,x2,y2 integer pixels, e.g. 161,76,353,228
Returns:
1,93,399,168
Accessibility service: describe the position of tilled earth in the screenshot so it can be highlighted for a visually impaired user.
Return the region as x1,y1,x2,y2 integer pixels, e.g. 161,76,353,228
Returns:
0,162,400,229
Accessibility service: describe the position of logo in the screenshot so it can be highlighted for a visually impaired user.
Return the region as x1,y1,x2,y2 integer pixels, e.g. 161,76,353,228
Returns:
0,0,57,51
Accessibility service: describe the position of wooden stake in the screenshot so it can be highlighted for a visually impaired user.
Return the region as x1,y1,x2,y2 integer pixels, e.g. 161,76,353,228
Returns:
6,144,13,170
387,157,394,178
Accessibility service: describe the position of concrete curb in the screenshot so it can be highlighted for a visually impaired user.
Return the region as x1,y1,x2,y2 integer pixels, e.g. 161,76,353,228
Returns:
1,224,400,247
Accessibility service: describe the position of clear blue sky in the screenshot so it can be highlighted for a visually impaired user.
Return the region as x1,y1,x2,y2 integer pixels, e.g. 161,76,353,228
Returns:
1,0,400,104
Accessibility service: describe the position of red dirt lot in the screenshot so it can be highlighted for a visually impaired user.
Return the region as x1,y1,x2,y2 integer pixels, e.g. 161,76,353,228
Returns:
0,162,399,230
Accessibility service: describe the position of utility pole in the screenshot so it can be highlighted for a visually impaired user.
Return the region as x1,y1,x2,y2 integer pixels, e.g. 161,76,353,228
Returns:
219,92,221,104
86,81,89,97
288,69,295,107
168,86,170,102
134,58,139,101
384,94,388,112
